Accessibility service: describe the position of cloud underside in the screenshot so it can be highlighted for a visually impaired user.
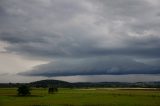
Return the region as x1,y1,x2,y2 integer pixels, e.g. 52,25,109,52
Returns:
0,0,160,77
19,57,160,77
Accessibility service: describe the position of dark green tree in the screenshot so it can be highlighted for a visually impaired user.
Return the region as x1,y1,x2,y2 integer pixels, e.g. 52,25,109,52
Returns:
48,87,58,94
17,85,31,96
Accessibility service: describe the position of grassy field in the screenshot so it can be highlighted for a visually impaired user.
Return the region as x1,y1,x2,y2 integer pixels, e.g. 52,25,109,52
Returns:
0,88,160,106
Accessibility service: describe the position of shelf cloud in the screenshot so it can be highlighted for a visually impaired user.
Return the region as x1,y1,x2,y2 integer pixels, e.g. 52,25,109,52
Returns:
19,57,160,77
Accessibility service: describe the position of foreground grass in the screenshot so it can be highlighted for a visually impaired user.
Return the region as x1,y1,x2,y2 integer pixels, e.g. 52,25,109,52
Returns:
0,88,160,106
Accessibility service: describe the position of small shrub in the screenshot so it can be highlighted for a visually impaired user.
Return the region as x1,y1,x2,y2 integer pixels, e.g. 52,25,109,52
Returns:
17,85,31,96
48,87,58,94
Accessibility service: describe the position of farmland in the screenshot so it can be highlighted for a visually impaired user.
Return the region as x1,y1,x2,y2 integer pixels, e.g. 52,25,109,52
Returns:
0,88,160,106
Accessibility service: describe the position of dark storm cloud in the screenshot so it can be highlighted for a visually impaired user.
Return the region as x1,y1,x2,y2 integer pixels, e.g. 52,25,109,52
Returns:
19,57,160,77
3,34,160,58
0,31,47,43
1,0,160,76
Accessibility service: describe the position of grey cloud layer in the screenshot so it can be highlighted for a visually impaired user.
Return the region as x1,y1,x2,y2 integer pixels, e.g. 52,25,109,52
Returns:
0,0,160,76
19,57,160,77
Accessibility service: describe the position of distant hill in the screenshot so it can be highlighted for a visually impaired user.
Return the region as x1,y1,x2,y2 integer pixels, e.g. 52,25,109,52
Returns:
29,79,73,88
0,79,160,88
29,80,160,88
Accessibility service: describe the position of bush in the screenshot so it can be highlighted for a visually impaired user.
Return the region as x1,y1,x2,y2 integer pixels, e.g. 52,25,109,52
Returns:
17,85,31,96
48,87,58,94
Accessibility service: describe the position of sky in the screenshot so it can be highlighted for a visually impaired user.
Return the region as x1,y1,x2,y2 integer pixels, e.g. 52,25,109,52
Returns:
0,0,160,83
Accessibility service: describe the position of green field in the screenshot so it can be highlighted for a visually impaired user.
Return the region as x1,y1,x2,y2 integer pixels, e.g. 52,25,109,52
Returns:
0,88,160,106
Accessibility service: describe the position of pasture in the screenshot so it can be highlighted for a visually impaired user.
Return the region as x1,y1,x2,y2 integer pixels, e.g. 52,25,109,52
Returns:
0,88,160,106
